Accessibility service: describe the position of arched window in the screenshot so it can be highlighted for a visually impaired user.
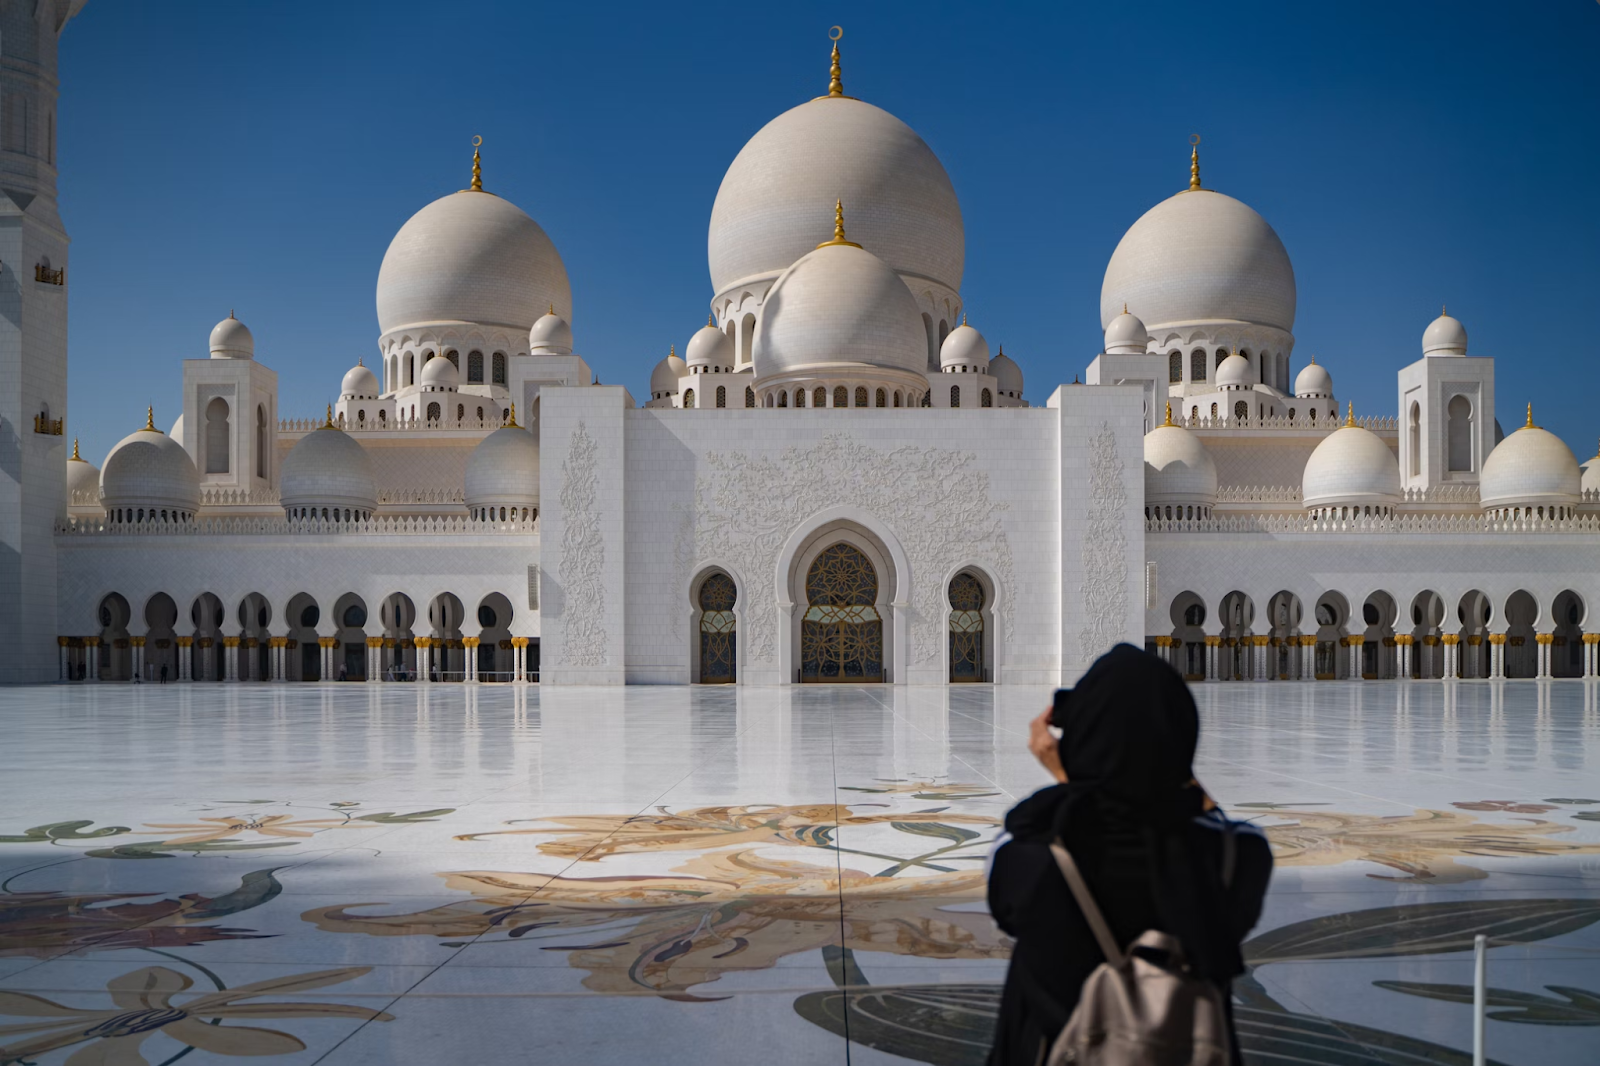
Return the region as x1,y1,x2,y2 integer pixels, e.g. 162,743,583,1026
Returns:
831,386,845,408
378,410,387,424
404,354,415,386
446,349,459,370
1190,350,1207,382
794,389,805,408
1447,395,1472,471
716,385,726,408
476,406,484,423
698,573,737,684
949,572,985,682
854,386,867,408
740,314,756,366
1234,400,1248,421
778,391,789,408
426,402,441,422
745,386,755,408
357,409,366,424
894,392,902,408
467,351,484,383
950,384,961,408
876,388,887,408
1289,407,1296,421
921,392,931,408
1409,401,1421,476
801,543,883,683
1190,405,1198,421
1210,402,1218,419
255,405,267,478
981,388,993,408
683,388,696,409
1168,352,1182,382
456,403,465,421
492,352,506,385
1309,407,1317,423
204,398,230,474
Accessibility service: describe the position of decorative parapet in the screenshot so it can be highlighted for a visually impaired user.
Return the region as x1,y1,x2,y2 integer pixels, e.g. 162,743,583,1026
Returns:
1177,412,1397,433
58,514,538,537
279,413,515,433
201,487,282,506
1147,511,1600,535
1215,485,1301,504
1402,484,1480,505
375,487,465,504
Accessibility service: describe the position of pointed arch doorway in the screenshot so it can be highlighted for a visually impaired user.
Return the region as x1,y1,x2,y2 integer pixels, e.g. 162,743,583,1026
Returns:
800,543,883,682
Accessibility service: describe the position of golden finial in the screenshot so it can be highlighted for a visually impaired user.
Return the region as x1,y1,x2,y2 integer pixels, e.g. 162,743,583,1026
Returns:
1189,134,1201,191
1163,402,1174,427
1122,302,1128,316
707,313,715,328
549,304,555,317
228,308,235,319
669,343,677,359
962,312,968,326
1309,354,1316,364
505,402,519,428
826,26,845,98
1344,402,1355,427
143,406,159,433
323,404,336,429
1526,403,1535,429
470,135,483,192
816,199,862,249
1442,302,1447,316
70,437,81,460
357,356,363,366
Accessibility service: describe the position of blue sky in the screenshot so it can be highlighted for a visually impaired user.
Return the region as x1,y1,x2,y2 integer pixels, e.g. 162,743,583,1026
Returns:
60,1,1600,467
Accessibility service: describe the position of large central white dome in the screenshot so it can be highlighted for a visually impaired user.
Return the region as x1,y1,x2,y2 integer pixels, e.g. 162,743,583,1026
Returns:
376,190,571,335
1101,188,1295,335
708,97,963,295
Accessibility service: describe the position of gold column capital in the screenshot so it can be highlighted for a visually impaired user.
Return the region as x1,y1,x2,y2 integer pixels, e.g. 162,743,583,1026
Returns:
1441,634,1460,646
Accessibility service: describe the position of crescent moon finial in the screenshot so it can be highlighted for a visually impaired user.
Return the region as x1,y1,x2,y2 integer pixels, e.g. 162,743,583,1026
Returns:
472,134,483,148
1190,133,1200,146
470,135,484,191
830,25,843,41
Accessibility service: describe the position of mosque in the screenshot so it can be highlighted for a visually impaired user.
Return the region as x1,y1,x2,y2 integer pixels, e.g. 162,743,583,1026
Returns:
7,17,1600,687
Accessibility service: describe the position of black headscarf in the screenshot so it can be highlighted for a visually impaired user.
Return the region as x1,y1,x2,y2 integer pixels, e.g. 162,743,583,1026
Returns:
1048,643,1241,980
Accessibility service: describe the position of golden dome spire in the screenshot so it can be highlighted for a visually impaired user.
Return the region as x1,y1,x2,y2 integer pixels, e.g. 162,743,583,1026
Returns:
1189,134,1201,191
707,313,715,328
1344,402,1355,427
322,404,336,429
669,343,676,359
143,406,160,433
1526,402,1535,429
1122,302,1128,315
962,312,968,326
470,135,483,192
826,26,845,98
816,199,862,248
1163,402,1174,427
549,303,555,316
70,437,81,461
505,402,519,429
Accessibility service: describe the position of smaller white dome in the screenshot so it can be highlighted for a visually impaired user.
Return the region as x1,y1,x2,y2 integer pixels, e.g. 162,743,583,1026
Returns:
940,321,990,371
651,346,687,396
1302,416,1402,511
1581,441,1600,498
1215,353,1253,389
1144,415,1217,508
280,424,377,518
685,318,735,369
169,414,185,448
990,346,1023,397
341,361,380,399
1294,358,1333,398
209,313,254,359
100,414,201,519
529,309,574,356
419,355,459,391
1422,311,1468,356
66,441,100,504
1480,411,1581,512
1103,307,1149,356
465,423,539,514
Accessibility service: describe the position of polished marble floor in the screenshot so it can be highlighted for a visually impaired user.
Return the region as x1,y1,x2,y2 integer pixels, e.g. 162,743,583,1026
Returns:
1,680,1597,1065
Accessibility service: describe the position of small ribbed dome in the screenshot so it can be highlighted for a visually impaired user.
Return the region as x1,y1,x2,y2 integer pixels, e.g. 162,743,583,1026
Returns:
752,238,926,380
465,423,539,514
376,190,571,335
280,424,377,518
1294,359,1333,398
1480,414,1581,512
209,314,254,359
66,442,100,507
651,347,686,396
1422,312,1468,356
990,346,1023,397
100,416,201,520
940,321,990,370
685,319,735,369
419,355,459,390
341,361,380,399
1302,418,1402,511
1215,353,1253,389
1103,308,1149,355
1145,418,1217,507
529,309,574,356
1582,442,1600,498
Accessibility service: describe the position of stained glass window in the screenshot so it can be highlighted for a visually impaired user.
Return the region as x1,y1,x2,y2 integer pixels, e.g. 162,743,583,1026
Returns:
801,543,882,683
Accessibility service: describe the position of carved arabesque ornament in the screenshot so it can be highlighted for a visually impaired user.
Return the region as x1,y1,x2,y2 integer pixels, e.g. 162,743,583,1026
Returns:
1078,422,1128,662
557,421,607,665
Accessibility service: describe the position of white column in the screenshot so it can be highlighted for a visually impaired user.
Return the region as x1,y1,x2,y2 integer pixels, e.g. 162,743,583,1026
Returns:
247,641,260,682
1204,639,1217,681
1537,635,1552,679
86,639,100,682
58,640,69,680
1586,637,1596,679
1302,639,1315,681
131,640,145,682
224,640,238,682
419,642,432,683
1399,640,1411,680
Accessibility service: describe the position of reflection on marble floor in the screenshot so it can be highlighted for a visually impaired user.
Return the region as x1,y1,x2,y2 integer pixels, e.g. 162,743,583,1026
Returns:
0,682,1596,1064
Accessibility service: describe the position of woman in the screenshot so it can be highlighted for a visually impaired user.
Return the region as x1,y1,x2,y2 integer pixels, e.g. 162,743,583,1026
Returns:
986,643,1272,1064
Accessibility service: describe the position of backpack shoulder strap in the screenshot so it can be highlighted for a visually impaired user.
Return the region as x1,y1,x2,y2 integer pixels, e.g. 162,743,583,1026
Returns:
1049,840,1124,967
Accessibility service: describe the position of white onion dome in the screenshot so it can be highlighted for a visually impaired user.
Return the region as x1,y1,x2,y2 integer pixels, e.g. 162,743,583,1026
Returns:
752,220,927,380
1100,179,1295,335
939,320,990,371
419,354,459,391
168,414,185,448
1480,408,1581,513
465,419,539,516
650,346,687,397
990,345,1023,398
279,417,377,519
529,308,574,356
1294,358,1333,398
66,440,100,504
708,93,963,296
209,313,254,359
341,360,380,399
1302,411,1403,512
685,317,735,370
99,411,201,520
1422,311,1468,356
1215,353,1253,389
1582,442,1600,499
1144,412,1217,509
1103,307,1149,355
376,188,571,335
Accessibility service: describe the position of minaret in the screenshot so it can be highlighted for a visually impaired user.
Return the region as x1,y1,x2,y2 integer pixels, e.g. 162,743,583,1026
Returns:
0,1,89,683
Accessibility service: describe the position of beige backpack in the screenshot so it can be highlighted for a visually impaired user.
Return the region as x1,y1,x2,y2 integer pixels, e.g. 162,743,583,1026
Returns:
1045,842,1230,1066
